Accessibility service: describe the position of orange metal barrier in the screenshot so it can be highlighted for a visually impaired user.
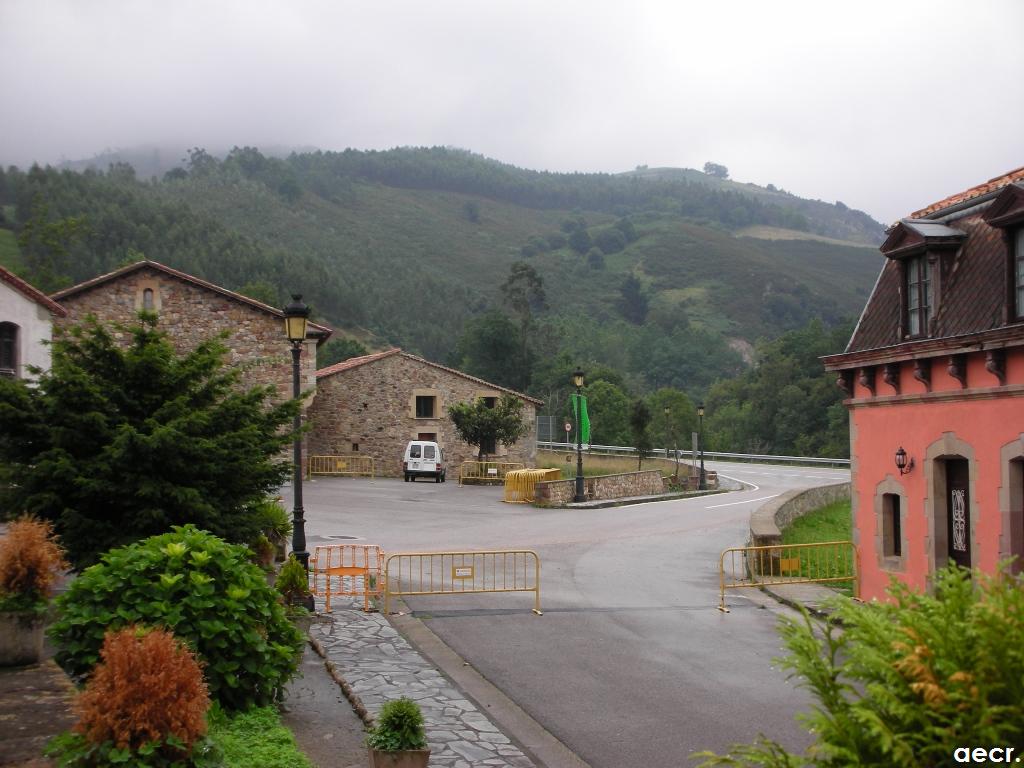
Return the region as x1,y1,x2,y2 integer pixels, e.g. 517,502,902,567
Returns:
309,544,384,612
384,550,542,615
718,540,858,612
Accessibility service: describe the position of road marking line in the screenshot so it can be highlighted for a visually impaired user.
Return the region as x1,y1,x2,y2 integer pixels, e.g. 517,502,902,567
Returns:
716,473,757,491
707,494,779,509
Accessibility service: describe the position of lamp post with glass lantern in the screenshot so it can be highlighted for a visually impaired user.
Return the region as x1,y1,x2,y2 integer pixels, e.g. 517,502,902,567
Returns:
283,294,310,572
697,403,707,490
573,368,585,503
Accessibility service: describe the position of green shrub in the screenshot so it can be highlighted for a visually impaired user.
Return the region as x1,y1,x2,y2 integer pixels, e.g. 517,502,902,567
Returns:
365,697,427,752
275,555,310,607
50,525,303,711
694,565,1024,766
251,497,291,543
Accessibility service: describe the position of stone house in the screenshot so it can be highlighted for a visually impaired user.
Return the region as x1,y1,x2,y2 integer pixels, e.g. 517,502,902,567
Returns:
823,166,1024,601
308,348,542,477
50,260,332,404
0,265,68,380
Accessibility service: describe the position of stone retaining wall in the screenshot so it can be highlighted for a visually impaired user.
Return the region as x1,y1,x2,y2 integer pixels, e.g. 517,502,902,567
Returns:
749,482,851,547
535,470,665,505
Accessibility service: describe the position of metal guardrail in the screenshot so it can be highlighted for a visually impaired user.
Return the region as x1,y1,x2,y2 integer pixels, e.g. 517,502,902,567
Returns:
459,461,525,485
308,455,375,478
384,550,542,615
717,540,858,612
537,442,850,468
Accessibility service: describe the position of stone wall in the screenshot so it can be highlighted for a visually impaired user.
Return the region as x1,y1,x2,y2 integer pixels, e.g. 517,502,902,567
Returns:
749,482,851,547
535,470,665,505
54,266,318,403
307,352,537,477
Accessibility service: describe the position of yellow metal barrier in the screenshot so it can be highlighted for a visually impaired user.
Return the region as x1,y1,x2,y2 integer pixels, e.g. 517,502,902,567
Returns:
309,544,385,612
718,540,858,612
503,468,561,503
308,455,375,479
384,550,542,615
459,461,526,485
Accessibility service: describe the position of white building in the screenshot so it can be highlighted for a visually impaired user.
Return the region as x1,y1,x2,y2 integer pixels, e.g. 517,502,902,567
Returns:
0,266,67,380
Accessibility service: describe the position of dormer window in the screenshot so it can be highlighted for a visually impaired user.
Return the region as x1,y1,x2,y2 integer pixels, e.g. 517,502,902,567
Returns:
906,254,932,336
1015,228,1024,318
880,219,965,340
980,182,1024,321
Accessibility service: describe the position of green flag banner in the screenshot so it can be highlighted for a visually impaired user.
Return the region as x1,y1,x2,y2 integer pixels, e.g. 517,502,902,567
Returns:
570,393,591,444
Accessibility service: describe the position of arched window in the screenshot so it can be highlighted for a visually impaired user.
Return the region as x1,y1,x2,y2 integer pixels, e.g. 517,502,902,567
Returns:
142,288,155,311
0,322,18,378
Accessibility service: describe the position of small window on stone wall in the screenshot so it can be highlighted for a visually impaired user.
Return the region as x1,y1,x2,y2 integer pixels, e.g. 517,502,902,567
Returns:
351,443,359,453
882,493,902,558
142,288,155,311
415,395,436,418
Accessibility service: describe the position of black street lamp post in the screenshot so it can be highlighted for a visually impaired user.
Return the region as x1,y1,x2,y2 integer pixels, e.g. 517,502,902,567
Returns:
573,368,585,503
697,403,707,491
284,294,311,572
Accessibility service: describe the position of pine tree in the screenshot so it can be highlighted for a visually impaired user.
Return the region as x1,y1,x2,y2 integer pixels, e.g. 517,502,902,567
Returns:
0,313,301,568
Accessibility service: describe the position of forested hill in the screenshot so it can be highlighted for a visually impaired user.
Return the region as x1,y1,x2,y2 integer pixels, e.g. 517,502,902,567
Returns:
0,146,883,440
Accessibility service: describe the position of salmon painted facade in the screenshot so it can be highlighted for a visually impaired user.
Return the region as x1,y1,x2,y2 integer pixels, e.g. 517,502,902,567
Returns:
823,168,1024,601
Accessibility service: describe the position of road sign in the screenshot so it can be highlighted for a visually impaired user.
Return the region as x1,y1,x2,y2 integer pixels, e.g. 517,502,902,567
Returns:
564,422,572,433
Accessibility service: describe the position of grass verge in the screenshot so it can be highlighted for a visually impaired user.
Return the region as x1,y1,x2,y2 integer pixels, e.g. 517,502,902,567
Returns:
781,499,852,544
209,705,313,768
780,499,854,594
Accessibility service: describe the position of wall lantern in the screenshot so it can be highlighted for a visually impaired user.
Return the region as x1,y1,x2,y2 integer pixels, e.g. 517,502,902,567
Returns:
895,446,914,475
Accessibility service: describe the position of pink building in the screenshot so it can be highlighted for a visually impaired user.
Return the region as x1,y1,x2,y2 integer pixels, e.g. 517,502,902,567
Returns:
823,168,1024,601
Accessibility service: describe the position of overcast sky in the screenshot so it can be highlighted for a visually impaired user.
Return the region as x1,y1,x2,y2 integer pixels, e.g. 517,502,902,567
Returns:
2,0,1021,224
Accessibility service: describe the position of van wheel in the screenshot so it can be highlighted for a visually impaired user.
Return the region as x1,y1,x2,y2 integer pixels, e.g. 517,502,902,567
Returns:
435,474,441,483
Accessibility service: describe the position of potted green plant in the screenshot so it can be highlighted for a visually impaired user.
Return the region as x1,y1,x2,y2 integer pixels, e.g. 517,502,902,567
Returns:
254,496,292,563
251,533,276,569
365,697,430,768
276,553,316,621
0,517,68,666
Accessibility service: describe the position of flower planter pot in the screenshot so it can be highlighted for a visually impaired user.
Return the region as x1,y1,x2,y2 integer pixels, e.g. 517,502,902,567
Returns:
0,610,46,667
367,748,431,768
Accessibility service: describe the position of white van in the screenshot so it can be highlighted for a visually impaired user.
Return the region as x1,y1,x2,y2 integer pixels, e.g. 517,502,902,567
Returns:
402,441,446,483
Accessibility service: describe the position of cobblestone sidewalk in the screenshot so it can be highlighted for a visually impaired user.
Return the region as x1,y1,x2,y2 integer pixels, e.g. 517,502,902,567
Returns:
311,599,535,768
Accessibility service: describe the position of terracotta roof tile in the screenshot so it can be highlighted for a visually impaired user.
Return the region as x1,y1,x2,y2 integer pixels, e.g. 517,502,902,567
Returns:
0,266,67,316
910,166,1024,219
315,348,401,378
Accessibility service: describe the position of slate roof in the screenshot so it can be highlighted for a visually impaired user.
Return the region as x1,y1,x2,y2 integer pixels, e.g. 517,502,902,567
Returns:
317,348,544,406
825,168,1024,367
0,265,67,317
51,260,332,341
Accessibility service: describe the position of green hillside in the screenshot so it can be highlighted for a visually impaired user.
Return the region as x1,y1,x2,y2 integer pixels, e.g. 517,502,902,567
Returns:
0,148,883,404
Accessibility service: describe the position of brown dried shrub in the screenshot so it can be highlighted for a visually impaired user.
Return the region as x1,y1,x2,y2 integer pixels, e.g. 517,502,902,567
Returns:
74,626,210,753
0,516,68,604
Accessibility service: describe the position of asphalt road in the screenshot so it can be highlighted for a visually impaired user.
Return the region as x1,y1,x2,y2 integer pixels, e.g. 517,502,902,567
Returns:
282,461,850,767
